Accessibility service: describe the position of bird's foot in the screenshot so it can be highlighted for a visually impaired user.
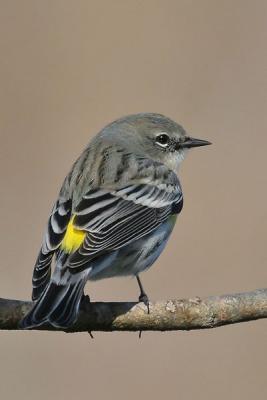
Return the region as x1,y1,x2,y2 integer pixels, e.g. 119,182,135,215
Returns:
139,293,150,314
80,294,91,312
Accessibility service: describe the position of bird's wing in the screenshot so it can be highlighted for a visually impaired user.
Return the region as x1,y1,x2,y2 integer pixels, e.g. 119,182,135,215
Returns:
31,198,72,300
67,171,183,271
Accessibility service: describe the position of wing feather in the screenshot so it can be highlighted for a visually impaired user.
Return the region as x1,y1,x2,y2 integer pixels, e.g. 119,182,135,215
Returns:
68,174,182,271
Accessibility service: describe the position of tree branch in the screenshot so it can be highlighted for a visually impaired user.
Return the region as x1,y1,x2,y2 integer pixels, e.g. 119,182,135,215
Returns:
0,288,266,332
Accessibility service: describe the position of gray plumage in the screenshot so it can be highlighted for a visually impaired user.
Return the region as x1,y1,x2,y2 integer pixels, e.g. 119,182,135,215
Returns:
20,113,210,329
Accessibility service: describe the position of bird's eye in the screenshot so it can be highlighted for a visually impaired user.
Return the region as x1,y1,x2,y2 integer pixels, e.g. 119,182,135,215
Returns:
155,133,170,148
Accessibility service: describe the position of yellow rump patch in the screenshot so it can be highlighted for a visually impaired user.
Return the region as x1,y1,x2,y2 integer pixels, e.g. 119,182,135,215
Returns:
61,216,86,253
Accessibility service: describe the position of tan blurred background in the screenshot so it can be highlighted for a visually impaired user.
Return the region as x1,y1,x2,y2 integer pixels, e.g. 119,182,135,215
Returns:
0,1,267,399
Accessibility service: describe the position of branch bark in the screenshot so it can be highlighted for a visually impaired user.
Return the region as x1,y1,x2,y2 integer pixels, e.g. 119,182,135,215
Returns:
0,288,266,332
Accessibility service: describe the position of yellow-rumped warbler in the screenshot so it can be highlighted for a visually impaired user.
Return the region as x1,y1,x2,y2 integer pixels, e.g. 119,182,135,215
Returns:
21,113,210,329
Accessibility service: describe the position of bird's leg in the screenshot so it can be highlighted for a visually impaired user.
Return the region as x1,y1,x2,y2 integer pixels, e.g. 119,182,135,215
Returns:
136,275,150,314
136,275,150,339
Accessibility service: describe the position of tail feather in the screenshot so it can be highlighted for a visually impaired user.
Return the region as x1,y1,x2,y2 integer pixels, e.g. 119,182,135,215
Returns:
20,273,87,329
49,279,85,327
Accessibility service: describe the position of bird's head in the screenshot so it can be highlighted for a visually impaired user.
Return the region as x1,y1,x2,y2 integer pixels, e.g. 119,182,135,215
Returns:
100,113,211,171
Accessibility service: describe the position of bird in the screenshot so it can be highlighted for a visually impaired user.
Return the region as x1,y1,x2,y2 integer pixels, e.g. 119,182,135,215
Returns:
20,113,211,329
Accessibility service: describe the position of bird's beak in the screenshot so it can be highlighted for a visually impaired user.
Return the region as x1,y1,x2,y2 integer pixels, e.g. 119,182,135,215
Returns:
179,137,212,149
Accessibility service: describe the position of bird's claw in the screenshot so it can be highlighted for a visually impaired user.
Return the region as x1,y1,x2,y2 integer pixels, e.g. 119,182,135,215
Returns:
88,331,94,339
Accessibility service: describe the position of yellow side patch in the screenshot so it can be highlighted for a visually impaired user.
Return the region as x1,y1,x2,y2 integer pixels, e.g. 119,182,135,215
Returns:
61,216,86,253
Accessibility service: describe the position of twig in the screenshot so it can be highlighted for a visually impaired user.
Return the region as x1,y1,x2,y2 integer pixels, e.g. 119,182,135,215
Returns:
0,288,266,332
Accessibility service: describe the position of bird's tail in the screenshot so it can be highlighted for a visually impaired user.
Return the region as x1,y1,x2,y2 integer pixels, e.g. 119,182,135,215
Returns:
20,270,88,329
